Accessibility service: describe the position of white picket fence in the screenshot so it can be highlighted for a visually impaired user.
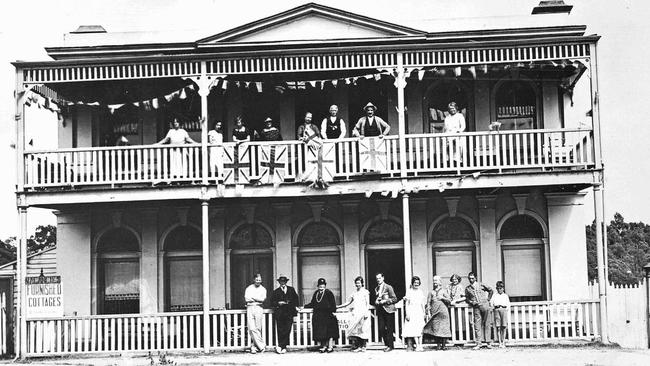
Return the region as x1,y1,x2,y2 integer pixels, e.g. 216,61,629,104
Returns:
23,299,600,356
588,280,648,348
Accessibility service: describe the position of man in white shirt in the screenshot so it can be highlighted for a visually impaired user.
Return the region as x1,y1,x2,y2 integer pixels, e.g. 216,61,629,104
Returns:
244,273,267,353
321,105,347,139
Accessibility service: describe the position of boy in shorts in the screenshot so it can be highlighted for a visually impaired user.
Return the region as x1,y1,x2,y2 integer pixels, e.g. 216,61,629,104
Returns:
491,281,510,348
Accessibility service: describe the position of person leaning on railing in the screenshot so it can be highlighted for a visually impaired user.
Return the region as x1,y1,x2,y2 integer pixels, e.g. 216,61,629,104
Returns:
321,104,347,139
352,102,390,138
157,118,196,179
232,116,252,143
259,117,283,141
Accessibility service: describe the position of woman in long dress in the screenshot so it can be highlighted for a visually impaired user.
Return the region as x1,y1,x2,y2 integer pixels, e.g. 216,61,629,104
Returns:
402,276,426,351
423,275,452,350
304,278,339,353
158,118,195,179
337,276,370,352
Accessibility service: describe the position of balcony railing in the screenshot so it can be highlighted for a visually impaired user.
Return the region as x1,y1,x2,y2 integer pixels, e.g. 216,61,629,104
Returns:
23,300,600,356
23,128,594,190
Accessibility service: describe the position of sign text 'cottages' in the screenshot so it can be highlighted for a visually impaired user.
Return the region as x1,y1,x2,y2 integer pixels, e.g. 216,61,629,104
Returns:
25,274,64,318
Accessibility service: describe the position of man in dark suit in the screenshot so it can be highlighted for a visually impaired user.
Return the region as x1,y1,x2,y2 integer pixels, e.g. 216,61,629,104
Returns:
271,274,299,354
374,273,398,351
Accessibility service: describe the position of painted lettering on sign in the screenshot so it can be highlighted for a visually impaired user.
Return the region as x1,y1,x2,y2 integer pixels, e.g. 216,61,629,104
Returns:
25,275,63,318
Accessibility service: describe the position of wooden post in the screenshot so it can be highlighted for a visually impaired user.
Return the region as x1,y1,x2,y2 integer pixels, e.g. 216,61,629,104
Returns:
201,200,210,352
17,206,28,357
199,62,209,186
593,184,608,343
395,53,407,179
402,194,412,291
15,69,26,193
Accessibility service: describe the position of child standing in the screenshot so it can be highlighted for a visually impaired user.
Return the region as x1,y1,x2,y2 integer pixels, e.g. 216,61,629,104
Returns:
491,281,510,348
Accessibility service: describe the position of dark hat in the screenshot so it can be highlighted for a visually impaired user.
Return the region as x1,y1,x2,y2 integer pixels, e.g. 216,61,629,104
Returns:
317,278,327,286
277,274,289,282
363,102,377,111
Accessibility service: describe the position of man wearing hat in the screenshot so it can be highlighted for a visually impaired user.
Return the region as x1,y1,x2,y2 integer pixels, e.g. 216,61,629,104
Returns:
271,275,299,353
353,102,391,138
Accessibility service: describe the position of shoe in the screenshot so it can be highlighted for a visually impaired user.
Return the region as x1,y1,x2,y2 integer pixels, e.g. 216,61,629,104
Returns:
319,347,327,353
485,344,493,349
352,348,362,353
383,347,393,352
499,344,506,349
250,348,257,354
259,347,266,353
280,348,287,354
415,347,424,352
472,345,481,350
326,348,334,353
360,347,366,352
276,346,282,354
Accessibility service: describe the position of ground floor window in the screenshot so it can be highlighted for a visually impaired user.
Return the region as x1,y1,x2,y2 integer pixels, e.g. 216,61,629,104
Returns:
502,246,544,302
299,252,341,304
166,256,202,311
97,227,140,314
433,248,475,285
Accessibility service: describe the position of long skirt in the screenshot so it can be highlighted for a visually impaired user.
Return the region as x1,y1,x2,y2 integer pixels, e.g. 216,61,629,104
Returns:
423,303,452,338
347,311,371,340
312,311,339,341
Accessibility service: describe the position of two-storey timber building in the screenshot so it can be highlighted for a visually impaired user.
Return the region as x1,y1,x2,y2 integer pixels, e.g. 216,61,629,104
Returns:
10,2,608,357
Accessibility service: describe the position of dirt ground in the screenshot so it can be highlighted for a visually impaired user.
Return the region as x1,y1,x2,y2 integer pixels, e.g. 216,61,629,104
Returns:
3,345,649,366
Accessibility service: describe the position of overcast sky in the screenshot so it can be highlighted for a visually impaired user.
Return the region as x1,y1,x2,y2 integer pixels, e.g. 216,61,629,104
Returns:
0,0,649,238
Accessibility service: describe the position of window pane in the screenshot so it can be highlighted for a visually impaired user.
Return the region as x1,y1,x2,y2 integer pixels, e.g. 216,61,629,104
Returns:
434,250,473,285
169,258,203,311
503,248,542,299
300,254,340,304
103,260,139,314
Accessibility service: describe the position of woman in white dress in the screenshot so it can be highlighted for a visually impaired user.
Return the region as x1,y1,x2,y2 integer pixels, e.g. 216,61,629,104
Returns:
443,102,466,163
337,276,371,352
158,118,196,179
402,276,426,351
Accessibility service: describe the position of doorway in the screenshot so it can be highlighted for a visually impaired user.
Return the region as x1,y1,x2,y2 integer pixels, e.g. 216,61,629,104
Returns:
366,248,405,302
230,254,273,309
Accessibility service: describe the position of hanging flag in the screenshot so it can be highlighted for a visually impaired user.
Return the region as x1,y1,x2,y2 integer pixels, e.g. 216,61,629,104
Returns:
454,66,462,77
480,64,489,74
309,80,316,88
259,145,288,185
303,142,335,188
222,80,229,90
332,79,338,87
255,82,263,93
468,66,477,79
152,98,159,109
418,69,426,81
222,144,251,185
359,137,388,172
179,88,187,100
133,101,140,107
108,103,125,114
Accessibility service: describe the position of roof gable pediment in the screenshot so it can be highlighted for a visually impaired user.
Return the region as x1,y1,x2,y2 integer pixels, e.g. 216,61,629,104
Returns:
197,3,424,44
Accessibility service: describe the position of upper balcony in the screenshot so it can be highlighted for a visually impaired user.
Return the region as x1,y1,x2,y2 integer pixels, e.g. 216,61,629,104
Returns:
13,17,601,206
21,127,595,205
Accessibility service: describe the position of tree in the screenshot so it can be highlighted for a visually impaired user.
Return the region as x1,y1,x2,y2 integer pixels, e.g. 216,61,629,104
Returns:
0,225,57,265
586,213,650,285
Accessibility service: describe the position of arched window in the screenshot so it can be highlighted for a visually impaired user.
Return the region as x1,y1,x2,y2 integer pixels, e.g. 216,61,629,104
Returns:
296,221,342,304
423,80,472,133
164,225,202,312
499,214,546,302
229,223,274,309
495,79,538,130
364,219,403,244
430,217,477,286
97,228,140,314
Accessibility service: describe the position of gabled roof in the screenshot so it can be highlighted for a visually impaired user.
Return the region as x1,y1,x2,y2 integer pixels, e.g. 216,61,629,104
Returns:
0,247,56,272
197,2,425,44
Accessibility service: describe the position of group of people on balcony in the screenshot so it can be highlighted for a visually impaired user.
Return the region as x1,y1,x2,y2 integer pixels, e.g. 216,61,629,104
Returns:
153,101,465,179
244,270,509,355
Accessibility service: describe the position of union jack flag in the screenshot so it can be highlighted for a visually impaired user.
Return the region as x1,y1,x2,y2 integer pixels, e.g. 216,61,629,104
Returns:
359,137,388,172
222,144,251,185
302,142,335,185
259,144,288,185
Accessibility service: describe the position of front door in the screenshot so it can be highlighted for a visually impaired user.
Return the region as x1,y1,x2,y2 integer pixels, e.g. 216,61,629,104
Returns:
230,254,273,309
366,249,405,303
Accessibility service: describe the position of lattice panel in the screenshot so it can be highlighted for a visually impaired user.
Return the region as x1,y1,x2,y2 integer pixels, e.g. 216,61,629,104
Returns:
404,43,590,67
23,61,201,84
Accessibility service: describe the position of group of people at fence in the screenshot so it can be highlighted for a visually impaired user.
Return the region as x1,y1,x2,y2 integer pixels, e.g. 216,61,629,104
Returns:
243,270,510,355
153,101,465,179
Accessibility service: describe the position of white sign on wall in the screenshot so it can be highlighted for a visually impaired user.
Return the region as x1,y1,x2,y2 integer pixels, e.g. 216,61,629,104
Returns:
25,275,63,318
